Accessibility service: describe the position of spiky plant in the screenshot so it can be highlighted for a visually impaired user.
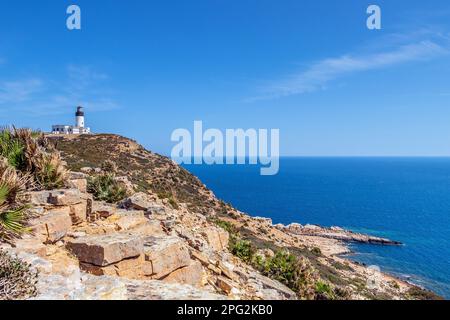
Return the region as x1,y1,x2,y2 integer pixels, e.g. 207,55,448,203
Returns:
87,173,128,203
0,128,26,170
0,158,30,240
32,153,67,190
0,127,68,190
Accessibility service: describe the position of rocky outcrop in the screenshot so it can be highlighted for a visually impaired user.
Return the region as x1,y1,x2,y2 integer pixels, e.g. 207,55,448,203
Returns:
284,223,402,245
143,235,191,279
67,233,144,266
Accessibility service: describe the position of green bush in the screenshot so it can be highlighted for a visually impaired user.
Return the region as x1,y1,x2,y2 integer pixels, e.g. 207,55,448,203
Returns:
230,239,256,264
256,250,320,300
315,281,336,300
88,173,128,203
0,249,38,300
211,218,237,235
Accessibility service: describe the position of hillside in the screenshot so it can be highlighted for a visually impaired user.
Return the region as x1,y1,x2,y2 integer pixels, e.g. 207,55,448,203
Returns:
1,132,440,300
47,133,440,300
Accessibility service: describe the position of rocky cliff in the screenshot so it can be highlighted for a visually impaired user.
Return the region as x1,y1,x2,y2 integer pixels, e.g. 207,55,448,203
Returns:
0,133,441,300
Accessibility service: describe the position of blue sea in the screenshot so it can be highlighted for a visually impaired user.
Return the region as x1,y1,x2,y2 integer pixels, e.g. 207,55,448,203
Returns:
184,158,450,298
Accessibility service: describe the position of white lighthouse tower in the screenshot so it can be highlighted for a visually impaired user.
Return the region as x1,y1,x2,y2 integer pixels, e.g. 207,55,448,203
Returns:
51,106,91,135
75,106,85,128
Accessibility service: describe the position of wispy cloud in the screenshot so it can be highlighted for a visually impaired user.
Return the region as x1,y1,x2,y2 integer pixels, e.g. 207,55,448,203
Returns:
249,35,449,101
0,65,119,117
0,79,43,104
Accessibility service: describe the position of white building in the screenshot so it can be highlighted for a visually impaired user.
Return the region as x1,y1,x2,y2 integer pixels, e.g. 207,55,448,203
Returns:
52,106,91,135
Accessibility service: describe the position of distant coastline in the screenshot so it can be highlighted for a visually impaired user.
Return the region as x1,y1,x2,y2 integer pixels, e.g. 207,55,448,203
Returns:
185,157,450,298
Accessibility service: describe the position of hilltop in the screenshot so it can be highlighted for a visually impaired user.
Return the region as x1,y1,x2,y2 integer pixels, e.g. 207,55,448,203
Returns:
1,133,441,300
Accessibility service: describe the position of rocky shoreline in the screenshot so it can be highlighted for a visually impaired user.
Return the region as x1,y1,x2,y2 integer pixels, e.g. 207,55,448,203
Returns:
279,223,402,246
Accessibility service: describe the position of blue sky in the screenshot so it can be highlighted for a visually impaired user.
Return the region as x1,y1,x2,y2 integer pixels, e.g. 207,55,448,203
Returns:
1,0,450,156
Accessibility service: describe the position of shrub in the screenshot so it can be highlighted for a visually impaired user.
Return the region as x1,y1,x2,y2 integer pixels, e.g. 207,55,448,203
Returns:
32,153,67,190
230,239,256,264
256,250,320,300
0,127,67,190
315,281,336,300
0,129,26,169
88,173,128,203
0,250,38,300
101,160,118,174
211,218,237,235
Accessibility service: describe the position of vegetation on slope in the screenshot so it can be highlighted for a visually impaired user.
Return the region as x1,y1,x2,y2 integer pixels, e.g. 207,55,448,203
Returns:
0,128,67,240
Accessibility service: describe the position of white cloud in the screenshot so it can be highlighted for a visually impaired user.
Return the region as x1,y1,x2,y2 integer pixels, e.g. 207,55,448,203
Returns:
250,38,449,101
0,78,43,104
0,65,119,116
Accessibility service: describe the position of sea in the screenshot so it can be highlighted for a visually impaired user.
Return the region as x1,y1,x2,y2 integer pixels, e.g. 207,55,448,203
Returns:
184,157,450,298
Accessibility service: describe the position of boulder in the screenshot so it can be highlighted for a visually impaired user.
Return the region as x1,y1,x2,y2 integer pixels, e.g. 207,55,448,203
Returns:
163,260,203,287
69,201,88,224
47,189,84,206
112,212,149,231
67,232,144,266
31,211,72,243
90,201,117,221
121,192,154,211
143,236,191,279
23,191,53,206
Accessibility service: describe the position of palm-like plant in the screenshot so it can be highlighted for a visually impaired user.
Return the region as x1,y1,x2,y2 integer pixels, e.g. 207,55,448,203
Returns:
33,153,67,190
0,158,30,239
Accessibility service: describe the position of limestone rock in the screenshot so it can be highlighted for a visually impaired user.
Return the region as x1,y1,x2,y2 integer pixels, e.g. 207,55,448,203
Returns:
31,211,72,243
202,227,229,251
67,232,144,266
90,201,117,221
121,192,154,211
23,190,53,206
69,201,88,224
80,255,145,279
163,260,203,287
47,189,84,206
143,235,191,279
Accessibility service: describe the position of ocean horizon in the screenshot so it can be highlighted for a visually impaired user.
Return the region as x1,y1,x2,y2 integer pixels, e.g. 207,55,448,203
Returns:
184,157,450,298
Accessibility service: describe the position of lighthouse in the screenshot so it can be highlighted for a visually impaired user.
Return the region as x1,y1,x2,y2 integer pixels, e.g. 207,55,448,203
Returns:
75,106,85,128
51,106,91,135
